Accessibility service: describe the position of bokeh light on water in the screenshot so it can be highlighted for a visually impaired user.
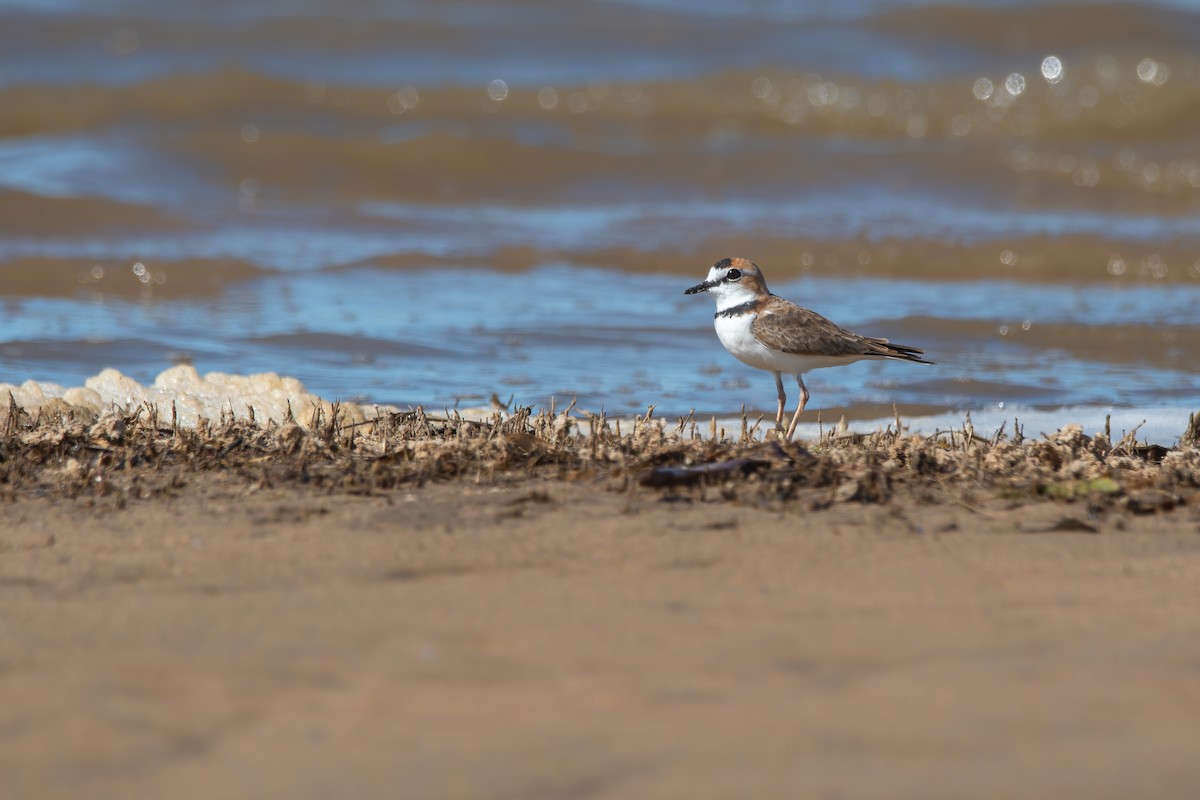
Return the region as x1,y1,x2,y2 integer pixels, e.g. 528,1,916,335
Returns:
1,0,1199,422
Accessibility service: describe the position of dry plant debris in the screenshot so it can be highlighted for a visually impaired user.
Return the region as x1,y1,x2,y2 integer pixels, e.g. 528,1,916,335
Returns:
1,397,1198,515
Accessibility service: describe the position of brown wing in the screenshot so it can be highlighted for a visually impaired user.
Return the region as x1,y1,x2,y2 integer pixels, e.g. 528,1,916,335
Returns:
750,298,933,363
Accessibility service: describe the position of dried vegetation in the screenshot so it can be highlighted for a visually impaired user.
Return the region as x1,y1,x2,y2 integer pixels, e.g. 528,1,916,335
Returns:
2,396,1199,516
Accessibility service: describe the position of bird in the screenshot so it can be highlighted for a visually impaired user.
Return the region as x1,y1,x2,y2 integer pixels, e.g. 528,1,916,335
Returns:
685,257,932,439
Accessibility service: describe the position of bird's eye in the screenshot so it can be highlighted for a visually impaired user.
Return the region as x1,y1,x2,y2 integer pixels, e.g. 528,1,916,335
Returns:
726,268,742,281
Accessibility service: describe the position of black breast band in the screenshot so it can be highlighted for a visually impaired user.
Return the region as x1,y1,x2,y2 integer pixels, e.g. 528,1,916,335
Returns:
714,300,758,319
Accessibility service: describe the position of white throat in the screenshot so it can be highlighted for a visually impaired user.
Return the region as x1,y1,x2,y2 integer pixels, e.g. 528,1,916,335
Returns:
708,279,761,313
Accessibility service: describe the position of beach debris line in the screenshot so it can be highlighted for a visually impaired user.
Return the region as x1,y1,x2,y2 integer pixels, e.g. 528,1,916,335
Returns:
1,395,1198,516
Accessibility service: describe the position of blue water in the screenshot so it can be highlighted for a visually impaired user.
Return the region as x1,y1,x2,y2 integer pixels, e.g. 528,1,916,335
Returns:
5,266,1198,416
2,0,1199,423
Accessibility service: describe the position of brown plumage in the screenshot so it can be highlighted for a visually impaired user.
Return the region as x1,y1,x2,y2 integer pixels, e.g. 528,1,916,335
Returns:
750,296,932,363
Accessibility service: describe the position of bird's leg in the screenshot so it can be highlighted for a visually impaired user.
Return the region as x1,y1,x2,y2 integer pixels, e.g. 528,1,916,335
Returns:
773,372,786,429
784,374,810,440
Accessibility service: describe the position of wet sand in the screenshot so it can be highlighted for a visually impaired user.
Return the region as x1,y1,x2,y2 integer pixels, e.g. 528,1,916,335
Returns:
3,409,1200,798
4,479,1200,799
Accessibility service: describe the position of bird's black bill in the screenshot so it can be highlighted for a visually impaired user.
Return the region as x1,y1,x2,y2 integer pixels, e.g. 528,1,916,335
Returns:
684,280,715,295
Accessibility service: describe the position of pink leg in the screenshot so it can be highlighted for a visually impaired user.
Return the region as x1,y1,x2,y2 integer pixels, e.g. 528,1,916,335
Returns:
784,374,810,440
773,372,786,428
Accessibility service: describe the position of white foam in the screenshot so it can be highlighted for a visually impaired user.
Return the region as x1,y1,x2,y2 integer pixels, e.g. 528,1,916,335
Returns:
1,365,389,428
711,406,1194,447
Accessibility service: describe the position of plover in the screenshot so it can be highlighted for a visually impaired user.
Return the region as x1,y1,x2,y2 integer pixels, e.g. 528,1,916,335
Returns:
685,257,932,439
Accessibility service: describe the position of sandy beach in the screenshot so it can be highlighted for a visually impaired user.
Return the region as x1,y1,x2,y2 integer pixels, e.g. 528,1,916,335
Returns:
3,409,1200,799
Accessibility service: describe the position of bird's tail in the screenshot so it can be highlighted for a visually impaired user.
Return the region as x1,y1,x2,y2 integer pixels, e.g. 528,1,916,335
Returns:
869,338,935,365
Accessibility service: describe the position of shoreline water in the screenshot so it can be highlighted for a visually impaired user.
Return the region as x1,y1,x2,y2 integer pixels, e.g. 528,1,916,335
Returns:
6,3,1200,421
3,364,1195,446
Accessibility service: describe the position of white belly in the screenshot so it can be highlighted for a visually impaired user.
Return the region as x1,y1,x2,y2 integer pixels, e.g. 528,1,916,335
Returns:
713,313,866,375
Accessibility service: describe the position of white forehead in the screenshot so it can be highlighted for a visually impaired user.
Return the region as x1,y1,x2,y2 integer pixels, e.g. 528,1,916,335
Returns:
707,261,759,283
